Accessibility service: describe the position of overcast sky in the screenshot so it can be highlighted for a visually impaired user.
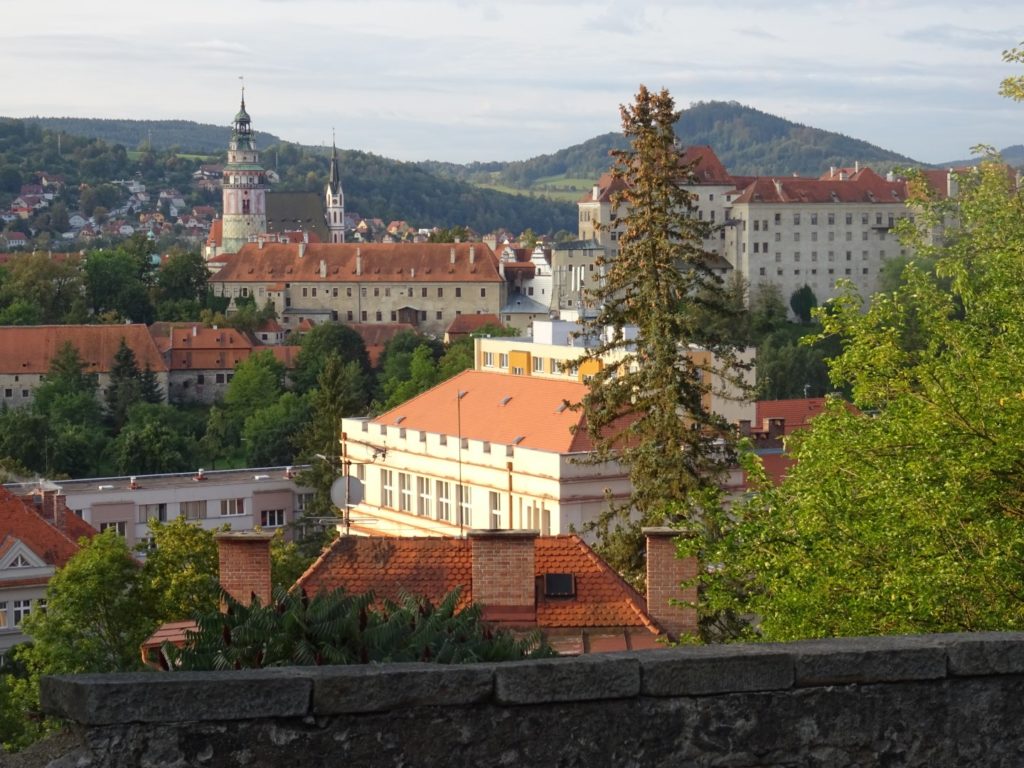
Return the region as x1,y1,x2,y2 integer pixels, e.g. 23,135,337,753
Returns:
2,0,1021,164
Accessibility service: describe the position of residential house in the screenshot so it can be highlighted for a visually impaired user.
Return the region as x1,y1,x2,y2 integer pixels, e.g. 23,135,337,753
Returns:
0,486,97,652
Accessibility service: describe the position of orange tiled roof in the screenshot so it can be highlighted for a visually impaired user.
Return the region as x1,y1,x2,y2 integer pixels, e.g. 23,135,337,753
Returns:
755,397,828,435
730,168,908,205
0,324,167,375
295,534,660,635
581,146,733,204
211,242,502,284
0,487,87,568
207,219,223,246
373,370,587,453
445,314,502,335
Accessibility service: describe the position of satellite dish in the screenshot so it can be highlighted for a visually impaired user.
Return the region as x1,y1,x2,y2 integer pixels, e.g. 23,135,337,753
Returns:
330,477,364,508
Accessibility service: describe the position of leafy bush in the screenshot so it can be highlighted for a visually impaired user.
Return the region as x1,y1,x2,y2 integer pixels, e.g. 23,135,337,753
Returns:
165,586,553,670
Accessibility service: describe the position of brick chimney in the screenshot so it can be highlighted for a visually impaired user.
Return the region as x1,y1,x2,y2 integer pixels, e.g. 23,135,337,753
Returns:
469,530,537,623
215,531,275,607
643,527,698,640
767,417,785,440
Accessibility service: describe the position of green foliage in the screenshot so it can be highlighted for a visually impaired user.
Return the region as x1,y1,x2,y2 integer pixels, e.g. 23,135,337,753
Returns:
223,350,286,436
293,322,371,393
108,403,198,475
689,157,1024,640
104,338,143,431
1000,41,1024,101
165,586,553,670
0,646,54,753
789,285,818,323
140,517,221,622
242,392,310,467
0,252,84,324
82,238,156,323
156,250,210,317
575,86,748,585
21,531,157,675
380,344,440,410
373,330,443,405
427,225,471,243
270,532,317,593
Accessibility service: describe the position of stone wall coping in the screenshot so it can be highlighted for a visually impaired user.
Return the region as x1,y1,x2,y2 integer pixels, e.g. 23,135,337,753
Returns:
40,632,1024,726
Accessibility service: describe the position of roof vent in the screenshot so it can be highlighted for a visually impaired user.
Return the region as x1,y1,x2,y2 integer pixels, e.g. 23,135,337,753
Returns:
500,396,512,406
555,402,568,413
254,474,269,480
512,435,525,445
97,484,114,491
543,573,576,597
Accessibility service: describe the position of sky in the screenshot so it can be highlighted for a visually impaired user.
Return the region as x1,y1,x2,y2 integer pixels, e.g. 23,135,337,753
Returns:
2,0,1022,165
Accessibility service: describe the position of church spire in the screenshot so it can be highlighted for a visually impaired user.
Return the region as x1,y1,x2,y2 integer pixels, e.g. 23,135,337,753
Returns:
325,129,345,243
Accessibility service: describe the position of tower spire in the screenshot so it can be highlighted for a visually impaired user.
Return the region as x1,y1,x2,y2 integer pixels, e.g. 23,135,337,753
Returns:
325,127,345,243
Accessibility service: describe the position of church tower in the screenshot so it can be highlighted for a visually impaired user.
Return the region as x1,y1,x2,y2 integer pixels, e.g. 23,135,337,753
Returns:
325,139,345,243
221,89,268,253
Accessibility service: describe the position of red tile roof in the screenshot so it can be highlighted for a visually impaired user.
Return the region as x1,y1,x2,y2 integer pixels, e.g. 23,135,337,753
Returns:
211,242,502,284
0,487,92,573
445,314,502,336
373,370,588,453
755,398,828,435
347,322,416,367
581,146,733,203
731,168,908,206
0,325,167,375
295,534,661,637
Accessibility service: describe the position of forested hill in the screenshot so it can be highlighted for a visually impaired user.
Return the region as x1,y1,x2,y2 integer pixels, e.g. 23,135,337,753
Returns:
15,117,283,153
419,101,925,187
938,144,1024,167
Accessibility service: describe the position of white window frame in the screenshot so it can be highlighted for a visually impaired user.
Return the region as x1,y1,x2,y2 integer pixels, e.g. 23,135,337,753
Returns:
220,498,245,516
138,503,167,523
13,598,32,626
399,473,412,512
457,485,471,527
416,476,431,517
99,521,127,537
261,509,285,528
436,481,450,522
488,491,502,530
380,469,394,508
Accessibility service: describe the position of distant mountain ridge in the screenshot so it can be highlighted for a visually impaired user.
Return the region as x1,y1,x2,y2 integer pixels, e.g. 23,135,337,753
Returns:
15,117,283,154
937,144,1024,168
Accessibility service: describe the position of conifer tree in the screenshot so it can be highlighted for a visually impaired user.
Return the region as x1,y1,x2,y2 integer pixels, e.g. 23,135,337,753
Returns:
139,363,164,404
576,86,748,583
104,338,142,432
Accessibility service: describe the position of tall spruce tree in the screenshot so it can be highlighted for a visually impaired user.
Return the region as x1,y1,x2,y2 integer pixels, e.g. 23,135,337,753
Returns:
576,86,748,584
104,338,142,432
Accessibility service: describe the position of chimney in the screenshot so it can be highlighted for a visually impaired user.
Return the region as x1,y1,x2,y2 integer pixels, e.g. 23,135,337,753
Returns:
469,530,537,621
319,259,327,278
356,248,362,276
298,242,306,258
129,476,138,490
947,170,958,199
450,246,456,265
738,419,751,436
829,166,835,178
192,325,198,337
469,245,475,264
592,184,600,200
767,417,785,439
258,239,264,250
215,531,275,607
643,527,698,640
854,160,860,173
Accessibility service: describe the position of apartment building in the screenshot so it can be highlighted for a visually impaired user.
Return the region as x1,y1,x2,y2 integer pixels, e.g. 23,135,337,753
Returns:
337,370,631,539
5,467,314,551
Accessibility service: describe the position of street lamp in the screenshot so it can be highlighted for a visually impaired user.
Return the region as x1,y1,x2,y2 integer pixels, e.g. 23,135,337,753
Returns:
456,390,468,535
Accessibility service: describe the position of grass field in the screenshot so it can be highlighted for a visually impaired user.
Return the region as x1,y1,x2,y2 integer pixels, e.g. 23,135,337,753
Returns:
472,173,596,203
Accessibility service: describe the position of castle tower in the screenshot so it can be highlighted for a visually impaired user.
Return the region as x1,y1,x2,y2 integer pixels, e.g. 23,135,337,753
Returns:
221,89,268,253
325,138,345,243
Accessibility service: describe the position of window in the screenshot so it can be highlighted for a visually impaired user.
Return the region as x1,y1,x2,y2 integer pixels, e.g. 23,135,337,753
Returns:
220,498,245,516
3,389,10,398
399,473,412,512
758,267,766,276
794,252,801,262
774,213,781,224
381,469,394,508
794,232,800,242
374,287,380,297
845,213,853,225
361,311,367,321
498,353,508,368
99,521,127,537
533,357,544,373
810,213,818,225
436,481,451,522
302,287,308,297
0,601,6,629
347,311,354,321
197,374,205,385
182,500,207,521
483,352,494,367
13,599,32,626
436,311,443,320
862,231,869,241
261,509,285,528
455,287,462,298
296,492,314,512
391,311,397,321
347,287,353,297
457,485,471,527
215,373,225,384
775,232,781,242
793,213,801,225
845,232,853,241
489,491,502,529
417,476,431,517
550,359,560,374
512,367,525,376
312,288,317,298
333,288,338,298
811,232,818,242
138,503,167,523
775,253,782,263
861,213,869,225
753,220,760,232
480,288,486,297
828,213,835,225
375,310,382,321
437,287,444,297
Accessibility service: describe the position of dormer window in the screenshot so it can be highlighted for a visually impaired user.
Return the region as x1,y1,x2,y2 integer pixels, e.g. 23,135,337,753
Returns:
9,554,30,568
544,573,576,598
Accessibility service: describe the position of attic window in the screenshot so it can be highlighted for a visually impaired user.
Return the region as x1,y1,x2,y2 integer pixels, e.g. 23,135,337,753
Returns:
544,573,576,598
500,396,512,406
9,554,31,568
395,416,406,425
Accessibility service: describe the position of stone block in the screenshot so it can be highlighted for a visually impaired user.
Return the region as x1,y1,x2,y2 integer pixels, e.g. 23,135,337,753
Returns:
639,644,794,696
493,654,640,705
40,669,312,725
942,632,1024,676
311,662,496,714
790,635,947,686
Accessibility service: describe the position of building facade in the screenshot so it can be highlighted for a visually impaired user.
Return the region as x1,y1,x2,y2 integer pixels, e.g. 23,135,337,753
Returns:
210,242,505,336
220,93,268,254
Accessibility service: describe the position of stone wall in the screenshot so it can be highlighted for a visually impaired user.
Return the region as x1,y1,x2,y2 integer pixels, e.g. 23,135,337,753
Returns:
37,632,1024,767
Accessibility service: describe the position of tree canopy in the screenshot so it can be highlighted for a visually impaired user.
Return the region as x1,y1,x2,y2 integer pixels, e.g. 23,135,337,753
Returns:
686,157,1024,640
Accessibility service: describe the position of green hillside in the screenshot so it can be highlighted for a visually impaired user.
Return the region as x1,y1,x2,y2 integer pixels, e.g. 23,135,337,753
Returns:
419,101,927,192
15,117,283,153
